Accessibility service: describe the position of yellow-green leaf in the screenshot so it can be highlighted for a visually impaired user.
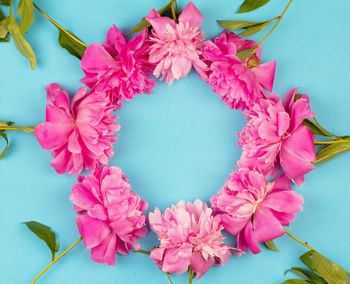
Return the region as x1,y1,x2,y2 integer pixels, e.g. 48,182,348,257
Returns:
0,16,9,38
24,221,59,261
315,141,350,164
217,20,266,30
237,0,271,13
302,119,337,138
58,29,86,59
8,14,36,69
236,47,255,61
264,240,279,251
18,0,34,34
239,20,270,36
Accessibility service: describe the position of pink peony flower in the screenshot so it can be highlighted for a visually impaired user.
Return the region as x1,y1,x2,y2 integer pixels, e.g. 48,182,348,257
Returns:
149,199,242,279
211,169,304,254
237,88,316,185
70,166,148,266
81,25,156,110
201,30,276,110
35,83,120,175
146,1,208,85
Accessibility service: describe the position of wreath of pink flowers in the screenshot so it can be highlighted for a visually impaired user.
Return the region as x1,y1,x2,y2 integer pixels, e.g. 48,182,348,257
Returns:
33,0,318,276
2,1,350,283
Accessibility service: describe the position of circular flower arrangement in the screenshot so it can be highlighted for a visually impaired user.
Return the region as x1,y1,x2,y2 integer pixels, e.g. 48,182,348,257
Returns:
1,1,350,283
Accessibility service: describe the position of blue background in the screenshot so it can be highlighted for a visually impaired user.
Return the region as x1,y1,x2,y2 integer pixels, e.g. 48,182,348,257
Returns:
1,0,350,283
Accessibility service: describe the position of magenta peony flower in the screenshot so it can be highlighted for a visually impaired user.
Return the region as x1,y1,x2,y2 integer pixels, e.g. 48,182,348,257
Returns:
149,199,242,279
237,88,316,185
211,169,304,254
81,25,156,110
146,1,208,85
35,83,120,175
70,166,148,266
201,30,276,110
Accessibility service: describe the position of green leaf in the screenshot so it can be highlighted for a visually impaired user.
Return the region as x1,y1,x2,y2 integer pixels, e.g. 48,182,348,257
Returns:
23,221,59,260
0,0,10,6
236,47,255,61
128,2,173,33
0,7,6,20
18,0,34,34
314,141,350,164
239,20,270,36
58,29,86,59
0,35,9,42
217,19,266,30
0,131,9,159
237,0,271,13
0,16,9,38
310,251,350,284
7,14,36,69
285,267,326,284
282,280,310,284
264,240,279,251
302,119,337,138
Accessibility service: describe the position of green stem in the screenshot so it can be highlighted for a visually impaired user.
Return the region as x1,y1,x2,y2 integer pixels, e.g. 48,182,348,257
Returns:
284,229,315,251
134,250,173,283
9,0,12,14
188,267,194,284
171,0,177,22
314,139,350,145
32,2,88,48
0,126,35,133
166,272,174,284
32,237,83,284
251,0,294,54
284,229,350,277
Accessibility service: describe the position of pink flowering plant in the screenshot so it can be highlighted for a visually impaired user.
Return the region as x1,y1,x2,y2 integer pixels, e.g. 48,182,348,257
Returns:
0,0,349,283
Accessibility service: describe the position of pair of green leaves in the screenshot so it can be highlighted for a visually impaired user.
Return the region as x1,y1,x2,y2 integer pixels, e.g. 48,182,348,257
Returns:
0,0,36,69
128,1,175,34
24,221,60,261
0,1,86,69
303,119,350,164
218,18,275,37
283,250,350,284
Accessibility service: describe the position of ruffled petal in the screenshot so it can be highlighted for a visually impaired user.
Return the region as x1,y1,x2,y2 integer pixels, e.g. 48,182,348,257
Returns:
280,125,316,185
253,207,284,243
178,1,204,27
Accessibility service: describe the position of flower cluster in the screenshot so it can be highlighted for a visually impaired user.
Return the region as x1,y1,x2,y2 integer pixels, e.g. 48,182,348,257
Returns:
35,83,120,175
32,1,319,280
70,166,148,266
149,200,242,278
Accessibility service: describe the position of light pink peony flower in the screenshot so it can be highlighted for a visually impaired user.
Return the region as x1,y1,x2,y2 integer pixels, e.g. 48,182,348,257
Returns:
70,166,148,266
81,25,156,110
211,169,304,254
35,83,120,175
201,30,276,110
146,1,208,85
237,88,316,185
149,199,242,279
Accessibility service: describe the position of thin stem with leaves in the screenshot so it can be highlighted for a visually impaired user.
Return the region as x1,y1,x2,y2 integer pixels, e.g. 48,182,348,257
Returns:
32,2,87,48
251,0,294,54
284,229,350,277
32,237,83,284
